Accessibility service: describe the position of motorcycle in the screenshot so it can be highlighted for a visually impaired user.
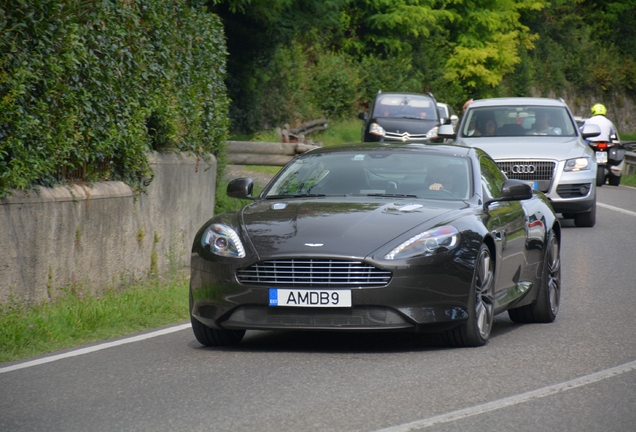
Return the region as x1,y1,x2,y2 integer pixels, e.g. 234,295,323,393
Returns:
588,134,626,186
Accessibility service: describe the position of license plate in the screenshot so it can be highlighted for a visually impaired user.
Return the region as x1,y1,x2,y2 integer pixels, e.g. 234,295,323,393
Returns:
269,289,352,307
596,151,608,164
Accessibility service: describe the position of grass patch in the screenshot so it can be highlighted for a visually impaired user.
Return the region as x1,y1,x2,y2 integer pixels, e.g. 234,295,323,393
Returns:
313,118,362,146
621,172,636,187
0,273,190,364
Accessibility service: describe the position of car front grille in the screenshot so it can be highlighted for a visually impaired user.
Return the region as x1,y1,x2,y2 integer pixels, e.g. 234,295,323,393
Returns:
384,132,429,142
497,161,555,181
236,259,392,287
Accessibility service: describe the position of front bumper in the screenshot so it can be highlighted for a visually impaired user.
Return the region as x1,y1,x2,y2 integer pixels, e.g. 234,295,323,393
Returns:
190,255,474,333
498,159,596,214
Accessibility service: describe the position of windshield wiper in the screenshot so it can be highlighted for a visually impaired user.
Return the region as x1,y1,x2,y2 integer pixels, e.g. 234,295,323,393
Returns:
265,193,326,199
366,193,418,198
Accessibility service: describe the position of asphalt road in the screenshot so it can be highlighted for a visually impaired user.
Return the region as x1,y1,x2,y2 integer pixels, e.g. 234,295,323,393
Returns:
1,185,635,432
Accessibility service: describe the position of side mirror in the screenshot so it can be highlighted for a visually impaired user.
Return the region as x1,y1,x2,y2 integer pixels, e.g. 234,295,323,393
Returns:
581,123,601,139
450,114,459,127
484,179,533,207
437,124,456,139
358,112,367,121
227,178,255,199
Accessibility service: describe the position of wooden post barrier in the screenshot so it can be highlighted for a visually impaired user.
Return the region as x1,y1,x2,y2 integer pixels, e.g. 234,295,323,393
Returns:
226,141,319,166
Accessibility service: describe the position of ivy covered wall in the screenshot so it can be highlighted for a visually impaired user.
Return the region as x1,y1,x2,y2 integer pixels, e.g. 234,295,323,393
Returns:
0,0,229,197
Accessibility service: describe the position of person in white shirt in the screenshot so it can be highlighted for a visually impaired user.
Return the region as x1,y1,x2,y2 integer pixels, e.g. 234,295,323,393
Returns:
584,103,618,142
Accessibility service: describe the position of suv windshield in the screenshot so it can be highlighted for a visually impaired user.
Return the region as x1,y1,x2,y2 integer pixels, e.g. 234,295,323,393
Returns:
373,94,437,120
462,106,577,138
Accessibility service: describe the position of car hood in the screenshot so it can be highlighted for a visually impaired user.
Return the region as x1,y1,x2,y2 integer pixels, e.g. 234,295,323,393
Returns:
461,136,592,160
374,117,438,133
240,198,464,258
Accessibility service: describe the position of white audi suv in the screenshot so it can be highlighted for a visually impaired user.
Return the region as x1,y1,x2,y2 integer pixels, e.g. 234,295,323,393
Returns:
439,97,601,227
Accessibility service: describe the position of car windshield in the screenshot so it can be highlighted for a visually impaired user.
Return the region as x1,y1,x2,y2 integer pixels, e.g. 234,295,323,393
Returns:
265,151,472,200
461,106,577,138
373,95,436,120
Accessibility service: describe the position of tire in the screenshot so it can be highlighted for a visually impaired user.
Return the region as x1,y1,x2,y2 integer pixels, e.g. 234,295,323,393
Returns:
574,200,596,227
596,166,605,187
190,289,245,347
508,229,561,323
445,243,495,347
608,174,621,186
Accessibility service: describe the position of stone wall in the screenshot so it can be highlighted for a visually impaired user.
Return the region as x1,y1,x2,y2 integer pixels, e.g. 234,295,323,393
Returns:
0,152,217,304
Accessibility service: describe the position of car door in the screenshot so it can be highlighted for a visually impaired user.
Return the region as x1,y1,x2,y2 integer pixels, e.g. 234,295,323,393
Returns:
479,156,528,308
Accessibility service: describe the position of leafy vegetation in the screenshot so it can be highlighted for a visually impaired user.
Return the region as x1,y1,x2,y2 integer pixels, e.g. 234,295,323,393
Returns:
0,0,229,196
212,0,636,134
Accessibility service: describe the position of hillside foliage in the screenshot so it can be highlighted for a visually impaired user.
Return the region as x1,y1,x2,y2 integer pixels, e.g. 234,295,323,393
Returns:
210,0,636,133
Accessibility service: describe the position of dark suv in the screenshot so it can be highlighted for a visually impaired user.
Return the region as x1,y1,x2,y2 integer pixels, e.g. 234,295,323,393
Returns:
359,92,442,142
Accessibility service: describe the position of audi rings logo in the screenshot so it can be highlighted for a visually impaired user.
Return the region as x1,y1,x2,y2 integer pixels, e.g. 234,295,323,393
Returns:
511,164,536,174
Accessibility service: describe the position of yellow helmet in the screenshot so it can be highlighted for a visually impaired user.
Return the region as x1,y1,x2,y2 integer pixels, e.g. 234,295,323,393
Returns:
591,103,607,116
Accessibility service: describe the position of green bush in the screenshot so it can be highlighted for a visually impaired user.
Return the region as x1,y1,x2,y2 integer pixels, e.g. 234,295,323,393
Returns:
308,51,360,120
0,0,229,197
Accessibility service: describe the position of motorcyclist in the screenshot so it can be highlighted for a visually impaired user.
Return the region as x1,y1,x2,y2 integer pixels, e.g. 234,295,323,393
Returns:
584,103,618,142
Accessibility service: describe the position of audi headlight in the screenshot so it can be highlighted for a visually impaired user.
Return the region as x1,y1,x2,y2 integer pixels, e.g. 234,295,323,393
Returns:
564,157,590,172
202,224,246,258
369,122,386,137
385,226,460,260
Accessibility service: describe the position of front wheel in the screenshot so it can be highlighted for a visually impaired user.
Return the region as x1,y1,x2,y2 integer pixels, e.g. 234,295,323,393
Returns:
445,243,495,347
574,201,596,227
190,289,245,347
191,316,245,347
596,165,606,187
509,229,560,323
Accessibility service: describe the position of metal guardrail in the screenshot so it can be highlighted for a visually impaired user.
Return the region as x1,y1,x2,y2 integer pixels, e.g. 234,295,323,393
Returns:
625,151,636,176
622,141,636,176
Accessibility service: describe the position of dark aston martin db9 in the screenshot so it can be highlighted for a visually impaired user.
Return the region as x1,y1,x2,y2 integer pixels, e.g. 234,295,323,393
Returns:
190,143,561,348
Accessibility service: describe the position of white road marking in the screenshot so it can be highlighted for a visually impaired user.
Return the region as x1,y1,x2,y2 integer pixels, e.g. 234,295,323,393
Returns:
3,323,636,431
0,323,191,374
374,359,636,432
598,202,636,217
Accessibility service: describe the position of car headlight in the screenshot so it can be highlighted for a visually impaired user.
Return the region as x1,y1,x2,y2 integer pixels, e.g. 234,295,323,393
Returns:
202,224,246,258
385,226,460,260
564,157,590,172
369,122,386,137
426,126,439,140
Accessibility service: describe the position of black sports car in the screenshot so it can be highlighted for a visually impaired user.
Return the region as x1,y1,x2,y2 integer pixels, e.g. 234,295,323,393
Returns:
190,143,561,348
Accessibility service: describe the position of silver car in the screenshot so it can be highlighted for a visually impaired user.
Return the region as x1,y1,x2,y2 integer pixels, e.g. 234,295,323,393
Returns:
439,97,601,227
437,102,459,130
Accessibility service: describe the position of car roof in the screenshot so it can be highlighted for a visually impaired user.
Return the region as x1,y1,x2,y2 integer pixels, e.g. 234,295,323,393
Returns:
375,92,434,98
469,97,568,108
307,142,473,157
